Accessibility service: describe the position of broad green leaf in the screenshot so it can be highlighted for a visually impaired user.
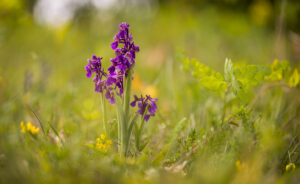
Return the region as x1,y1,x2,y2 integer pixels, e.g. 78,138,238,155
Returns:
265,59,290,81
125,114,139,152
231,77,249,102
234,64,271,88
180,57,227,93
200,76,227,91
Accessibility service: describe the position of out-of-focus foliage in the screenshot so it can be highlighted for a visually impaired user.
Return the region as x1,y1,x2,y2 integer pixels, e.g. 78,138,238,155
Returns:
180,56,300,103
181,57,227,92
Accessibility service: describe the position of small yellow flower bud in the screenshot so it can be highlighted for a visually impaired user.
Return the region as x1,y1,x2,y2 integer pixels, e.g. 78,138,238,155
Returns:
30,127,39,135
26,122,32,130
20,121,26,134
286,163,296,171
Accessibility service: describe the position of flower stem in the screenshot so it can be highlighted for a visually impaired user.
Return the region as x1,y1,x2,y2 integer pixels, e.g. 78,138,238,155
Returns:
122,68,133,156
101,93,109,137
136,106,147,151
124,69,133,121
115,96,123,156
136,117,145,151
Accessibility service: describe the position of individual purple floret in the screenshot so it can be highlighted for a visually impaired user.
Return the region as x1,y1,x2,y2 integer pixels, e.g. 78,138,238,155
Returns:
130,94,158,121
85,55,104,78
105,86,115,104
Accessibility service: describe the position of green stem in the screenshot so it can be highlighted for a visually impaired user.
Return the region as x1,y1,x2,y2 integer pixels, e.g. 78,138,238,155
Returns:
124,69,133,121
140,118,146,134
101,93,109,137
115,96,123,156
137,118,145,151
121,69,133,156
134,122,140,151
125,114,138,155
113,69,134,157
136,106,147,151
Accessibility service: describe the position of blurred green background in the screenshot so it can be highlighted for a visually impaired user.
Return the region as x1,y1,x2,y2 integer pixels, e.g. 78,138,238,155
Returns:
0,0,300,183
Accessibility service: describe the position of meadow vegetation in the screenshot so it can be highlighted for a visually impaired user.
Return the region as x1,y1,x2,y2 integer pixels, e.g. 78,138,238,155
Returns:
0,1,300,183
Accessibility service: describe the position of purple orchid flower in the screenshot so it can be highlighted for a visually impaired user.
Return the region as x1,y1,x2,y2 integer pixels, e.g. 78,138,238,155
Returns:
84,22,139,104
131,94,158,121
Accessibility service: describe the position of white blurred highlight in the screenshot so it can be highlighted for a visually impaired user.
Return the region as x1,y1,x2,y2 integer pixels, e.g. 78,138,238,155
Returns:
34,0,118,28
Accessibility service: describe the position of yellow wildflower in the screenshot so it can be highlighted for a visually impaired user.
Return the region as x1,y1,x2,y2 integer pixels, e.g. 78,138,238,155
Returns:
26,122,39,135
26,122,32,130
96,143,103,149
286,163,296,171
100,134,105,140
20,121,26,134
95,134,112,151
20,121,39,135
289,69,299,87
235,160,246,171
29,125,40,135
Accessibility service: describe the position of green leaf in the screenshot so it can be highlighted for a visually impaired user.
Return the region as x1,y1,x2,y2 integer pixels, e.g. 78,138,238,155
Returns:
115,95,124,153
231,78,249,102
181,57,190,72
224,59,249,102
28,106,46,135
181,57,227,93
125,113,139,153
139,138,150,152
200,76,227,91
265,59,290,81
152,144,170,165
234,64,271,88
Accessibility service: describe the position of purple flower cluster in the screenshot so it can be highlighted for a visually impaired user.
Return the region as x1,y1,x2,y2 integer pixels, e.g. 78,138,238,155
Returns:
130,95,158,121
107,22,139,95
85,55,115,104
109,23,139,75
85,22,139,104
